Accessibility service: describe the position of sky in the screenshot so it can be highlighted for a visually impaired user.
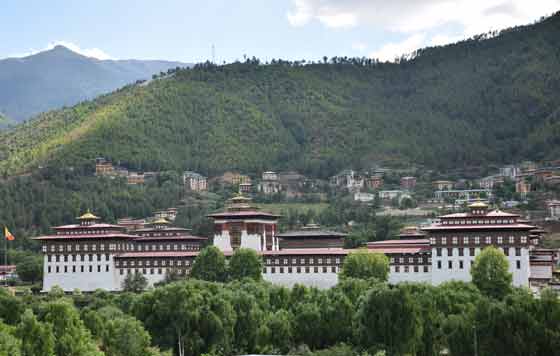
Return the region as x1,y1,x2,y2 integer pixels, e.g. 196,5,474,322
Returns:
1,0,559,63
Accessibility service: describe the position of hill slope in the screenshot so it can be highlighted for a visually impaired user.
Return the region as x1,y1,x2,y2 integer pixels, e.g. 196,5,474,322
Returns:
1,13,560,178
0,45,189,122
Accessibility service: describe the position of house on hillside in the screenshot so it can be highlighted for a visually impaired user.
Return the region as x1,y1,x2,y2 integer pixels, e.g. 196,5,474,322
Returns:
183,171,207,191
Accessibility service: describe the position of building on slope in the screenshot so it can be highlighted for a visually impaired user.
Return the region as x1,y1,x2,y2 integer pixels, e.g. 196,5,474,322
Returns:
422,201,534,286
36,200,550,292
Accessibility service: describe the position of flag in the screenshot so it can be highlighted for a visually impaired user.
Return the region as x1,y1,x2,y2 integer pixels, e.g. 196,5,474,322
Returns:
4,227,14,241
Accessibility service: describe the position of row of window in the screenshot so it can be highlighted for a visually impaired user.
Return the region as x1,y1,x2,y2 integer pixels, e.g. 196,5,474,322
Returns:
430,236,527,245
436,260,522,270
119,268,182,275
441,218,515,225
115,259,192,267
390,256,429,264
393,265,430,273
47,254,110,263
47,265,109,273
435,247,522,257
44,242,199,253
265,257,341,266
265,266,338,274
56,229,118,235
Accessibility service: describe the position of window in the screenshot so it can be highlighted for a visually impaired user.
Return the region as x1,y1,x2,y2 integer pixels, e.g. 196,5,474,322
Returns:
485,236,492,244
106,265,109,272
515,248,521,256
395,266,400,272
404,266,409,273
120,269,124,275
442,237,447,244
331,266,336,273
516,260,521,269
408,257,414,263
437,261,442,269
48,266,51,273
452,237,458,245
158,268,162,274
497,236,503,244
284,259,288,265
81,266,84,272
464,237,469,244
414,266,419,273
89,266,93,272
509,236,515,244
521,236,527,243
314,267,319,273
399,257,404,263
390,257,395,263
423,266,429,273
459,261,464,269
72,266,76,273
475,237,480,244
48,255,52,262
447,248,453,257
448,261,452,269
56,266,59,273
56,255,60,262
97,265,101,272
470,248,475,257
503,247,509,256
429,237,436,244
459,248,464,257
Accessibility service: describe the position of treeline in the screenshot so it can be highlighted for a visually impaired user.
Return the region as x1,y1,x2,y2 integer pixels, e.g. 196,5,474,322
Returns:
2,12,560,177
1,275,559,355
1,246,559,356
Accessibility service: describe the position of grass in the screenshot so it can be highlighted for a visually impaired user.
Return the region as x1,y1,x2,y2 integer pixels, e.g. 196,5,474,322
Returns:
255,202,329,215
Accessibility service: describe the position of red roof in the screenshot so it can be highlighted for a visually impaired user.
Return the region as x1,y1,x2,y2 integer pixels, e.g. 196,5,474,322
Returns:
261,248,350,256
367,239,430,254
422,224,535,231
368,247,430,254
117,251,199,258
133,235,207,241
207,211,280,219
53,223,124,230
33,233,136,240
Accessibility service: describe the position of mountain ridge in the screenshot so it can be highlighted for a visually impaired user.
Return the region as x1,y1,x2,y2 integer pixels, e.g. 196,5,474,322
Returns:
0,45,190,122
1,13,560,178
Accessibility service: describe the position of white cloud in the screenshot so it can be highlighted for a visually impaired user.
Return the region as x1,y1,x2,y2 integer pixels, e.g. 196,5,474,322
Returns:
351,41,367,51
8,41,113,60
287,0,560,32
288,0,560,60
370,33,426,62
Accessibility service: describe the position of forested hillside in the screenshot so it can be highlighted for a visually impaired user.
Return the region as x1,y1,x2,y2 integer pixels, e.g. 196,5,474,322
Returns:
1,13,560,178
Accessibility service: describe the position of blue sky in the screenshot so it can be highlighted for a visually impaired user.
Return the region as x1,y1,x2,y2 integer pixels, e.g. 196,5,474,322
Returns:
2,0,559,63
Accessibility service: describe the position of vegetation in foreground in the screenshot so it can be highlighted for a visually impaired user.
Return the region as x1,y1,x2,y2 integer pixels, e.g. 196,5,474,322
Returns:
1,246,559,356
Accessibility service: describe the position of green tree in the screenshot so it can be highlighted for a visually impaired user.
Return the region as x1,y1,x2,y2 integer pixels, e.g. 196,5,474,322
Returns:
0,288,24,325
230,290,263,354
133,281,235,356
257,310,293,354
228,248,263,281
340,250,389,281
122,271,148,293
190,246,227,282
16,255,43,283
356,286,422,356
41,299,102,356
0,321,21,356
17,309,55,356
470,246,512,299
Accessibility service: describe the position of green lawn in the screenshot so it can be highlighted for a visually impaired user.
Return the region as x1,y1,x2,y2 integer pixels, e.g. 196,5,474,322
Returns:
255,203,329,215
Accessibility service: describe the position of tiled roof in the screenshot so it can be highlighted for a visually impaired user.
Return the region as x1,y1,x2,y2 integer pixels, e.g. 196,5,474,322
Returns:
261,248,350,256
368,247,430,254
422,223,535,231
53,223,124,230
368,239,429,245
207,211,280,218
117,251,199,258
133,235,207,241
33,233,135,240
276,230,347,238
